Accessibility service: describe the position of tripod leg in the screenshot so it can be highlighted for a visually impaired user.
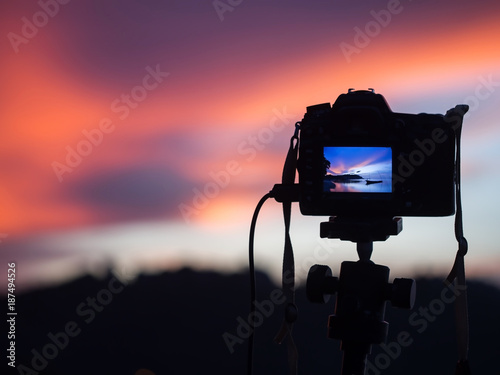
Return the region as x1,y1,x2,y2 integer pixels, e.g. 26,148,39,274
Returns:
341,341,370,375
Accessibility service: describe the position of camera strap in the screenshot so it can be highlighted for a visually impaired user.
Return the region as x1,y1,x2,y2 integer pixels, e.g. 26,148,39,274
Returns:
444,105,471,375
273,122,300,375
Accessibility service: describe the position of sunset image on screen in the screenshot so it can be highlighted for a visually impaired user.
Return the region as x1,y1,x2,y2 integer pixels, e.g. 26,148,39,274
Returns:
323,146,392,193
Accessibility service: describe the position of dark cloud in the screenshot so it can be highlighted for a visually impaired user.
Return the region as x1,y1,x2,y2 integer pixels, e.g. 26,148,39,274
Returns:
37,0,353,88
64,165,196,223
0,236,69,263
19,0,497,113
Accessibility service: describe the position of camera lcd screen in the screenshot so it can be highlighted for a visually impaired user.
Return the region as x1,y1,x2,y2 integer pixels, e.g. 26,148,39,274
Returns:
323,146,392,193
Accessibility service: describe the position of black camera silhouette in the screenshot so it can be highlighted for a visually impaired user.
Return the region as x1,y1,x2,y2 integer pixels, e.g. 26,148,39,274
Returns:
298,89,463,217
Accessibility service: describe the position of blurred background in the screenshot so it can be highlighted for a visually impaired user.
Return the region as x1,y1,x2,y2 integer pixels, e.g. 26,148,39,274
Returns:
1,0,499,293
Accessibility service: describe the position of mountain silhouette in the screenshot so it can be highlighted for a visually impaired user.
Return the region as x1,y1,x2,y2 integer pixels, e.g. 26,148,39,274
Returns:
3,268,499,374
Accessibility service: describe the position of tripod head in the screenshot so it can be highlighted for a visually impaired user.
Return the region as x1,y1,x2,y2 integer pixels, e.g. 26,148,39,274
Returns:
306,217,415,375
319,216,402,243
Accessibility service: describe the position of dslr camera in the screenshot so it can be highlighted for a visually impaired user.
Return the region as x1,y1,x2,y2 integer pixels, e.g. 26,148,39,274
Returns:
298,89,461,217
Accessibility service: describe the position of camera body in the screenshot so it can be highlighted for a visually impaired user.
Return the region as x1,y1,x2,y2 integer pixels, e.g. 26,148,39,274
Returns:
298,89,457,217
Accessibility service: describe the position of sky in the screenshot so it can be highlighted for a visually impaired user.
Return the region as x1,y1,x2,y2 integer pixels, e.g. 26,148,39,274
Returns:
324,146,392,176
1,0,499,293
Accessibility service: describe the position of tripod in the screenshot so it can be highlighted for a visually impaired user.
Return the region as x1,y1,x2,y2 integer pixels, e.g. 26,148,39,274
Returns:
306,216,416,375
